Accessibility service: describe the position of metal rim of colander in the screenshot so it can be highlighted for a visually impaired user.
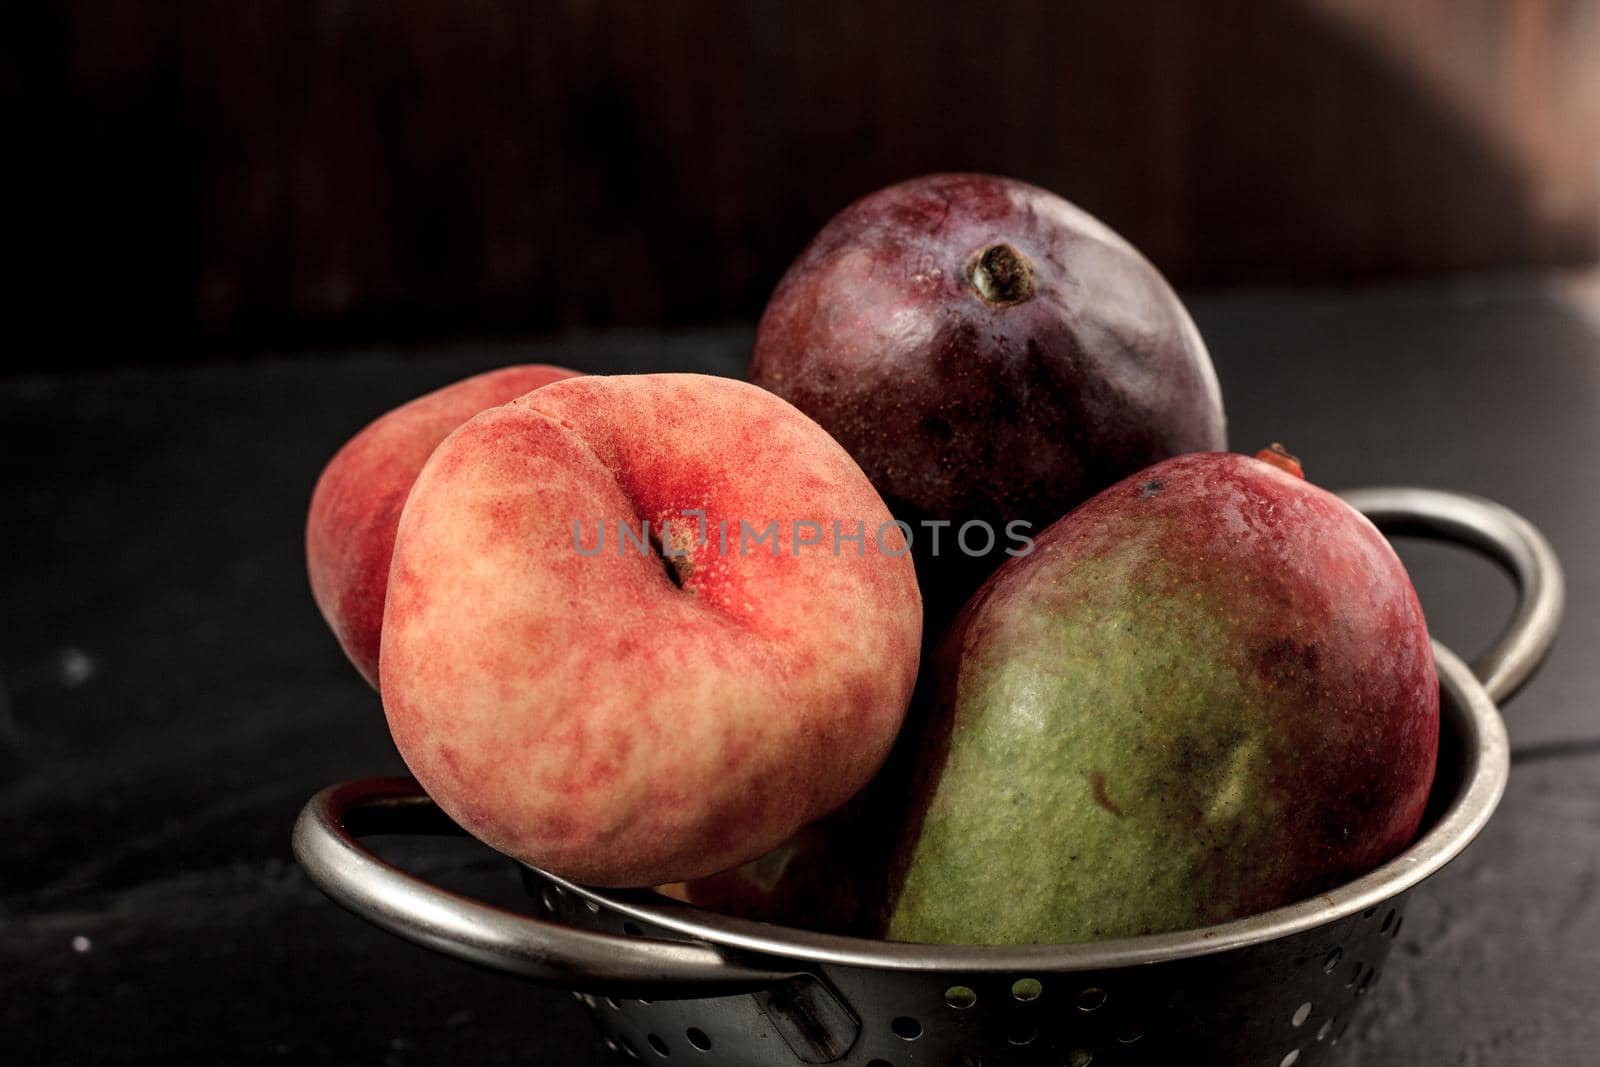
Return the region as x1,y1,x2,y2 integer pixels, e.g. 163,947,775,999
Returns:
295,485,1563,992
537,639,1507,972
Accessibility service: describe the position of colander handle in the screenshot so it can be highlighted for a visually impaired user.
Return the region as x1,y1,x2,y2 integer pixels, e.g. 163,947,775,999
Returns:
292,777,798,997
1341,486,1564,705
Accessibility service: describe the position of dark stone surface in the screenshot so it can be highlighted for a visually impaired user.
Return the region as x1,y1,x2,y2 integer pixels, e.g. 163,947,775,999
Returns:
2,279,1596,1063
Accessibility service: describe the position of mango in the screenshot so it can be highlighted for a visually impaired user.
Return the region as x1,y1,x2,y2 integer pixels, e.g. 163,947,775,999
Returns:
887,448,1439,943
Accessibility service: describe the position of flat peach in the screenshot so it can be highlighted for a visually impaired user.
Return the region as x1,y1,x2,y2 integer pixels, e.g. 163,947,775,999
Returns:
306,364,577,687
380,374,922,886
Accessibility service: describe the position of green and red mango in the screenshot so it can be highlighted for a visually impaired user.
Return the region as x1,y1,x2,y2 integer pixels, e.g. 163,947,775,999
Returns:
685,450,1439,944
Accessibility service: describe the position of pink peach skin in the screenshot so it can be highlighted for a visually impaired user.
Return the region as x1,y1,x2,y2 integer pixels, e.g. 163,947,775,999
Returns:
306,364,579,688
379,374,923,887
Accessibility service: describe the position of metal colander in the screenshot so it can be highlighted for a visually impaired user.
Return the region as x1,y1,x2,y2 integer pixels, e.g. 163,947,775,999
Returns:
295,487,1563,1066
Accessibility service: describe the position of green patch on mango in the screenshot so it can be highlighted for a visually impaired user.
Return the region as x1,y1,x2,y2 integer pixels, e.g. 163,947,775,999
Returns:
887,552,1295,944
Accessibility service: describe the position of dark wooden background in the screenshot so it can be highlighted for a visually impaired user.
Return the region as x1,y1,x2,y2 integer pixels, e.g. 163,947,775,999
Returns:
5,0,1600,365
